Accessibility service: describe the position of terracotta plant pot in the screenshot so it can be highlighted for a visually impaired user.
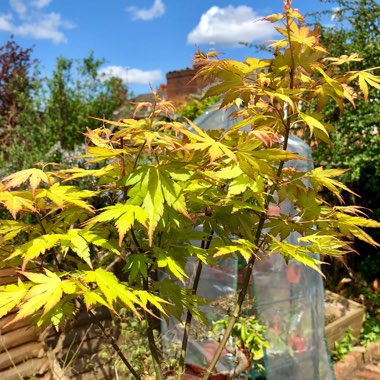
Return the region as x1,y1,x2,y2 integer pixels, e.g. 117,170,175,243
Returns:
288,335,306,353
286,263,301,284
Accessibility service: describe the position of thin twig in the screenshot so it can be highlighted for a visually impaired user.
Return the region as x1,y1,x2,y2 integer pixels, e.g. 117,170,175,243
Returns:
120,137,126,178
86,307,142,380
143,278,164,380
177,230,214,380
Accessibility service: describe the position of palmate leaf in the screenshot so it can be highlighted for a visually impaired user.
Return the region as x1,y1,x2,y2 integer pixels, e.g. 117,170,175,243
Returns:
335,213,380,247
182,119,236,163
0,191,35,219
308,167,358,203
214,239,257,262
0,220,29,242
84,268,169,318
214,165,243,181
134,290,169,317
1,168,53,196
158,168,190,218
80,230,121,256
37,184,96,213
84,268,140,316
9,234,65,261
227,175,253,196
348,71,380,102
124,254,152,281
153,248,188,284
0,279,30,319
143,168,165,246
298,112,331,144
90,117,145,129
324,53,363,66
262,13,284,22
86,203,148,245
269,238,325,276
9,229,116,267
65,229,121,266
296,189,323,221
66,230,92,267
39,299,75,330
289,22,321,50
78,146,126,163
158,278,208,324
157,278,184,319
298,234,352,256
237,151,274,177
60,165,117,181
126,166,190,246
9,269,77,325
250,148,306,162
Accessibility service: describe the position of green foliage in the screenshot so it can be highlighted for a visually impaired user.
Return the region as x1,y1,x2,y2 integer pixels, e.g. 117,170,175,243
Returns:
312,0,380,213
360,314,380,345
213,314,269,362
100,314,179,379
331,328,354,362
0,49,127,174
177,95,219,121
0,2,379,378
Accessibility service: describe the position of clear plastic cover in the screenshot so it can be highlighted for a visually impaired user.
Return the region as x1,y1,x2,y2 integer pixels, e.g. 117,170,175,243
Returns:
162,107,334,379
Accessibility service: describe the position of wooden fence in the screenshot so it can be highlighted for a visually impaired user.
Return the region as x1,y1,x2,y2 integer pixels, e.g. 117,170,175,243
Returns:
0,269,115,380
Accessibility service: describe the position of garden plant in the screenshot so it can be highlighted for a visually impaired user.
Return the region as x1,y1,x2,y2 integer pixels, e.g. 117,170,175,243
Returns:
0,1,380,379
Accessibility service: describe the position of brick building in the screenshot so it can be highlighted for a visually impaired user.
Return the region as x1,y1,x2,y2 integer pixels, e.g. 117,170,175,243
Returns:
166,65,206,102
113,65,207,119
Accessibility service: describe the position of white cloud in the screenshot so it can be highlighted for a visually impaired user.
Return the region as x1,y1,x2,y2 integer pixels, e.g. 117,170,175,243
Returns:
14,13,74,44
10,0,27,18
127,0,165,21
187,5,276,47
0,0,74,44
31,0,52,9
98,66,163,85
0,14,13,31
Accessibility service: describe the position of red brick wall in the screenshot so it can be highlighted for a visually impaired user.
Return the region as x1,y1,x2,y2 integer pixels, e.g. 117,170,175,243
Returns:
166,67,205,102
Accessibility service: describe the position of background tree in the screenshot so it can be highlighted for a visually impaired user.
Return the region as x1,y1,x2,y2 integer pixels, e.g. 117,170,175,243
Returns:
0,39,37,157
177,95,219,121
311,0,380,280
0,43,127,174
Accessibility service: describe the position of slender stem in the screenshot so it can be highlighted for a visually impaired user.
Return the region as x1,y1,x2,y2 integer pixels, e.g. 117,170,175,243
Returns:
131,97,156,170
177,230,214,379
120,137,125,177
130,221,162,378
133,140,146,169
143,278,164,380
130,226,143,253
86,307,141,380
285,10,296,91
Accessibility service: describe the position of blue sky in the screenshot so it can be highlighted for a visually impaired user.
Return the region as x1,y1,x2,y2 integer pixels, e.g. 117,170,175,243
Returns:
0,0,335,95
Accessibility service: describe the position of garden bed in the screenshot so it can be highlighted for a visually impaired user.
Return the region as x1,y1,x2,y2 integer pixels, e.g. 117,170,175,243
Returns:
325,290,366,351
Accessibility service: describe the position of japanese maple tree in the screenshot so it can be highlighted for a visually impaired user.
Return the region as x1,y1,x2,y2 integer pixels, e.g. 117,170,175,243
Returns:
0,1,379,379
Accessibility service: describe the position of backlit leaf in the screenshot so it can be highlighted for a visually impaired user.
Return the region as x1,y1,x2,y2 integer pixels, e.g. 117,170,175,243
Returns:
0,280,30,319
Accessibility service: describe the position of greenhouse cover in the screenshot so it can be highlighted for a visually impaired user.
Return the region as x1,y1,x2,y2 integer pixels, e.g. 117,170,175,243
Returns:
163,104,334,379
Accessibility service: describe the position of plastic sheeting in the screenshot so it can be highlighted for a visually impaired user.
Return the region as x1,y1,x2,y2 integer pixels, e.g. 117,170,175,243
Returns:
161,258,239,373
162,105,334,379
251,133,333,380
